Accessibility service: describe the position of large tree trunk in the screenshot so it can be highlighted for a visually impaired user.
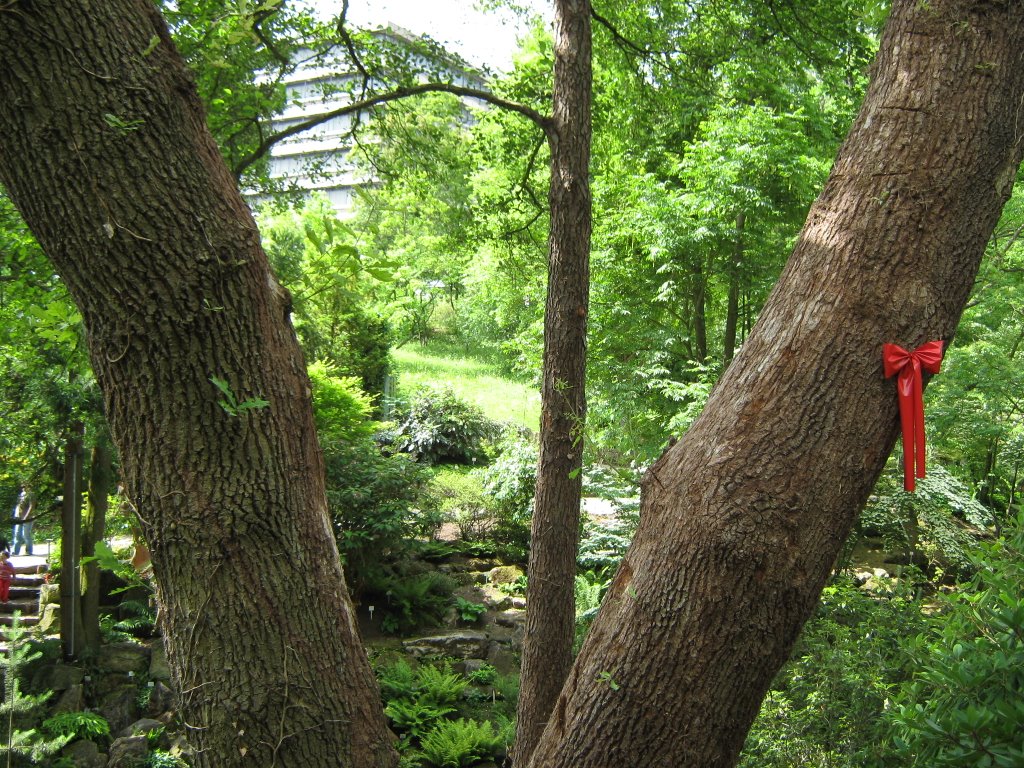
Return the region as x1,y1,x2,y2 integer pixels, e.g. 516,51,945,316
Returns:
514,0,592,764
0,3,396,767
525,1,1024,766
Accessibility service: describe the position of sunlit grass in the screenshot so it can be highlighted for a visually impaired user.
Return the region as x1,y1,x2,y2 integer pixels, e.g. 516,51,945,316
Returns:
392,340,541,432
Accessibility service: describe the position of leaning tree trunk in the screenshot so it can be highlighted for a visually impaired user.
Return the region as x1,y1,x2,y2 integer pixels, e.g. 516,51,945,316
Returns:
525,1,1024,766
514,0,592,764
0,3,396,767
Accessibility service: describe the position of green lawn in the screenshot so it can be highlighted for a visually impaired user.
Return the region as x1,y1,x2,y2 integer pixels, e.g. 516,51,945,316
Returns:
391,341,541,431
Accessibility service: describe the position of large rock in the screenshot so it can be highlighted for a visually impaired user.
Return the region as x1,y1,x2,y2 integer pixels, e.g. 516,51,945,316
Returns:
39,582,60,606
486,565,524,586
97,641,150,675
146,680,176,718
121,718,169,749
486,643,519,675
119,717,164,739
36,602,60,634
403,630,489,660
454,585,512,613
107,735,149,768
61,739,106,768
31,662,84,692
98,684,143,735
149,639,171,681
51,684,85,714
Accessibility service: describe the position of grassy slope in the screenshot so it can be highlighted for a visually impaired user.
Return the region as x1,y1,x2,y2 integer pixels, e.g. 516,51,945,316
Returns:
391,341,541,432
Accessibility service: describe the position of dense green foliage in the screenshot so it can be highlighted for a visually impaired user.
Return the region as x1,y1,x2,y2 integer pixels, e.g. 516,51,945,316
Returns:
887,523,1024,767
375,657,514,767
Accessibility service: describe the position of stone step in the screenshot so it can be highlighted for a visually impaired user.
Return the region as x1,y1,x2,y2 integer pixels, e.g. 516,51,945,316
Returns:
6,586,40,600
0,613,39,627
0,598,39,614
12,563,47,576
13,574,45,588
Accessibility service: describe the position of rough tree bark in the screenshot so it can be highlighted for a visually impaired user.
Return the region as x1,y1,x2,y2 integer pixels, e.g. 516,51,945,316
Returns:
514,0,592,764
0,3,397,766
524,1,1024,766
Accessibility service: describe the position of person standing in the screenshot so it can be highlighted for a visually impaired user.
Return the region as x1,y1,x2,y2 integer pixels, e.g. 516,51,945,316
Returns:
11,487,34,556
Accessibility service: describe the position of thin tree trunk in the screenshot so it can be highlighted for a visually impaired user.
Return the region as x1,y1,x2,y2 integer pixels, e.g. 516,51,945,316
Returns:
691,259,709,362
514,0,592,764
0,4,396,766
525,2,1024,766
723,211,745,366
60,422,84,661
82,439,113,654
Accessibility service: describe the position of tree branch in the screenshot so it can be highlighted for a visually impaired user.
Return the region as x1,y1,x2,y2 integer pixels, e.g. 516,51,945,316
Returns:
337,0,371,99
232,82,553,180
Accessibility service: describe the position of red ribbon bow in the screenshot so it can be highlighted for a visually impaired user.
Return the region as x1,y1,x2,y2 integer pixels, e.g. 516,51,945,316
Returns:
883,340,944,492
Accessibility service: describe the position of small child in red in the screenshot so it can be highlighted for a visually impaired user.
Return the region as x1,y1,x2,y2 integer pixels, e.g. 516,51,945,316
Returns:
0,552,15,603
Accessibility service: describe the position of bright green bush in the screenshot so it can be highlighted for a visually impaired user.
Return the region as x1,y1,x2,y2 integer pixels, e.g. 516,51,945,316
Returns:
886,523,1024,767
480,430,537,518
377,657,420,702
465,663,497,686
41,711,111,747
385,698,456,741
430,468,495,542
455,596,487,624
308,361,376,444
479,430,537,561
144,751,188,768
415,663,468,708
417,718,504,768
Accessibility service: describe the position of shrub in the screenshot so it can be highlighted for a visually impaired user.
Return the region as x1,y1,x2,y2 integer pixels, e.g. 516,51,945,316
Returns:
392,386,498,464
41,711,111,746
144,752,189,768
573,571,608,652
325,441,431,594
417,718,504,768
429,467,497,543
308,361,376,444
480,430,537,519
385,698,456,741
465,663,497,686
479,431,537,561
377,658,420,702
859,465,991,578
885,521,1024,767
577,517,636,576
454,597,487,624
740,576,928,768
415,663,467,708
363,569,456,634
379,661,470,747
311,362,433,594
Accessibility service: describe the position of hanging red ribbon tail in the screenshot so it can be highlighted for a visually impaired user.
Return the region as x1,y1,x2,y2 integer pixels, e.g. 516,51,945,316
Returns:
883,340,944,492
